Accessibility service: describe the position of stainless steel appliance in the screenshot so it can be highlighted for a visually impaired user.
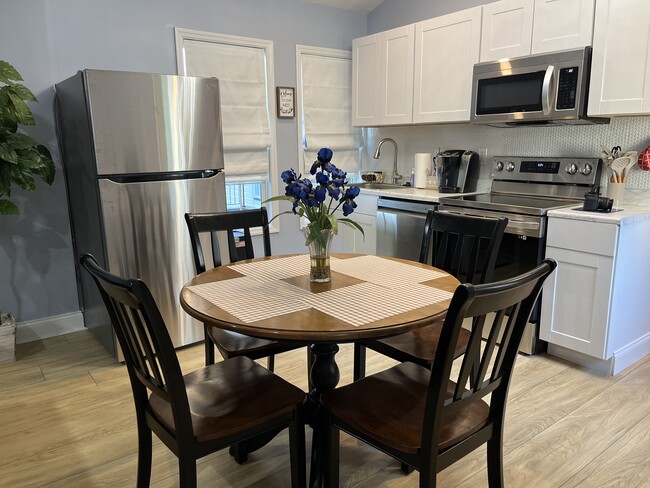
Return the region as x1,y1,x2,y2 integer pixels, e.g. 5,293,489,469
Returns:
439,156,602,354
376,198,435,262
55,69,226,358
471,47,609,126
437,149,480,193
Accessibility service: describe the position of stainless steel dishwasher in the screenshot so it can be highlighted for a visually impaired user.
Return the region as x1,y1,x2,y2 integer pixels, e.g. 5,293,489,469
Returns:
376,197,437,261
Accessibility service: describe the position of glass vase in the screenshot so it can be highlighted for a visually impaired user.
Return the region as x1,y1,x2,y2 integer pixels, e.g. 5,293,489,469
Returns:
302,227,334,283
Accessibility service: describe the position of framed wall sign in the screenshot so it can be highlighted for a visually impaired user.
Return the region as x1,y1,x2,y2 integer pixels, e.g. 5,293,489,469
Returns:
276,86,295,118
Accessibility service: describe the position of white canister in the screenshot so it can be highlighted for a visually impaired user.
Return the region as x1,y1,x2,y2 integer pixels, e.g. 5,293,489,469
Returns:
414,153,431,189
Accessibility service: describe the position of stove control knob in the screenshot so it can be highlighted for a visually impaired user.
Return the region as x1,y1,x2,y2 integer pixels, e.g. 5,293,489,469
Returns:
495,160,504,171
565,163,578,175
579,163,593,175
505,161,516,172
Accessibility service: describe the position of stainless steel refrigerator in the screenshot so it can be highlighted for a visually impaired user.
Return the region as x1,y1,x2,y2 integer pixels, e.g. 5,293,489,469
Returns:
55,69,226,358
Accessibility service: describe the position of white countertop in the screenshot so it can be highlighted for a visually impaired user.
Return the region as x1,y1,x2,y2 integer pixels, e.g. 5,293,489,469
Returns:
548,204,650,225
359,185,470,202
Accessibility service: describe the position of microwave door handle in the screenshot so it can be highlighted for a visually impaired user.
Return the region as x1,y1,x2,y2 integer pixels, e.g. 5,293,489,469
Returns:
542,65,555,115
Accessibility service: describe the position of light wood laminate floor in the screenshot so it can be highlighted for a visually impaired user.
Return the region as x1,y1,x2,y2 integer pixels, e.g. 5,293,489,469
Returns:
0,330,649,487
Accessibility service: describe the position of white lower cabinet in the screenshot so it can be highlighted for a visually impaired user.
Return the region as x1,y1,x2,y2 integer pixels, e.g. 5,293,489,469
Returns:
541,215,650,374
336,194,378,254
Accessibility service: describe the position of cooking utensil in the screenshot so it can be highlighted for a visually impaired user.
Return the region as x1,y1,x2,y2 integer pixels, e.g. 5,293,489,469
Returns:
610,157,628,183
621,152,637,180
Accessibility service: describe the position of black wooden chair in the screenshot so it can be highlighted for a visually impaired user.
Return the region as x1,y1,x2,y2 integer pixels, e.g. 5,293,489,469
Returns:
185,208,306,369
353,209,508,381
80,253,307,488
323,259,557,488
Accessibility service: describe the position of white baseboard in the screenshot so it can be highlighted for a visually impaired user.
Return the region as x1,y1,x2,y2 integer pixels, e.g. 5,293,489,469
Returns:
16,312,85,344
548,335,650,376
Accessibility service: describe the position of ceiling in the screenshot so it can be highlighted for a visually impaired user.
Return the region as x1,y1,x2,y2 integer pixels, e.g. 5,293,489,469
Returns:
299,0,385,14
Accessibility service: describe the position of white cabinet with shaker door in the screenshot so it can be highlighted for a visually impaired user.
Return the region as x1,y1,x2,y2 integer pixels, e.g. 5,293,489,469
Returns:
336,194,378,254
352,25,414,126
541,211,650,375
588,0,650,116
413,7,482,124
480,0,594,62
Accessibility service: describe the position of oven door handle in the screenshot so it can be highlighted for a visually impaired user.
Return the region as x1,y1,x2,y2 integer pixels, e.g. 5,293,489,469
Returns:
437,209,540,232
507,220,540,232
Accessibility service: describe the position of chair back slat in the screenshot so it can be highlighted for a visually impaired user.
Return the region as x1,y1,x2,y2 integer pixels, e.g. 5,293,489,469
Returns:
419,210,508,285
185,208,272,273
80,254,190,418
422,259,556,457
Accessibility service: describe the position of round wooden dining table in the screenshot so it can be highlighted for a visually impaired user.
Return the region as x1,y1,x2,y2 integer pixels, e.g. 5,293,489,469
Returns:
180,253,459,488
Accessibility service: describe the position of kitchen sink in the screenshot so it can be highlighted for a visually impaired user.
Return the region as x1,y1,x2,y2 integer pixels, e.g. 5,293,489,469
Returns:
354,182,409,190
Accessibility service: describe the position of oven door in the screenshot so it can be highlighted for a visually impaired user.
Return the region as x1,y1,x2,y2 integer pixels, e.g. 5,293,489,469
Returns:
438,206,546,354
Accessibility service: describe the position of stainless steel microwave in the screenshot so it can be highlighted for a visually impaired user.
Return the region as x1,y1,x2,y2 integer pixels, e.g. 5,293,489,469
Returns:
470,47,609,126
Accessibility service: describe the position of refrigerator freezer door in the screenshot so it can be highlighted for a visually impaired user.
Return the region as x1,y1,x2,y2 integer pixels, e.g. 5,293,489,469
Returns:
98,172,226,351
85,70,224,175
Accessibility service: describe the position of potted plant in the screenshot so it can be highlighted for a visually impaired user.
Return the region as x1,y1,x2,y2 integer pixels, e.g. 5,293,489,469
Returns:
0,60,56,361
0,60,55,215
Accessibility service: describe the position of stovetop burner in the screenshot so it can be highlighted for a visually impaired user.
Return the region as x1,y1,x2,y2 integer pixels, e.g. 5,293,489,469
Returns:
441,192,581,216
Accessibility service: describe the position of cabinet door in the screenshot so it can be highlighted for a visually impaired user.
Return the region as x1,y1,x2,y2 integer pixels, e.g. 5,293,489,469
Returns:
480,0,534,62
352,213,377,255
352,33,381,126
380,25,415,125
531,0,595,54
413,7,482,124
540,247,613,358
588,0,650,116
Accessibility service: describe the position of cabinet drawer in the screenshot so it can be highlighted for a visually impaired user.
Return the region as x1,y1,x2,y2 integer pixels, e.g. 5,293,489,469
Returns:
547,218,618,256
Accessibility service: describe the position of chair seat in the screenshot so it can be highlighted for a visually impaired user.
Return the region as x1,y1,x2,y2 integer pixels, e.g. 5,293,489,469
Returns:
367,319,471,366
150,356,305,443
323,362,489,454
208,327,303,358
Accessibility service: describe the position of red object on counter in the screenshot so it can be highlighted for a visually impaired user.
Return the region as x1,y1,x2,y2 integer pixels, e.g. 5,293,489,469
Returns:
638,147,650,171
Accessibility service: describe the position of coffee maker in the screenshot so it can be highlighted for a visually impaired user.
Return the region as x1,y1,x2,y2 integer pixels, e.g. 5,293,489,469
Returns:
436,149,480,193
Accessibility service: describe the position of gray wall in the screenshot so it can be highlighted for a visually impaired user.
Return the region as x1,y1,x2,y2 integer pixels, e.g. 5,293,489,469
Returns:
0,0,367,322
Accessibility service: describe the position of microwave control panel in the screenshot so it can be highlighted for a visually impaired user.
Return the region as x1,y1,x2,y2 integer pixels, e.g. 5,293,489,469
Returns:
556,67,579,110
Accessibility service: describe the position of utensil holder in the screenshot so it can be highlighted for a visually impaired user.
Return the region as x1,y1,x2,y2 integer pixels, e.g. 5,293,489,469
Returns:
607,182,625,210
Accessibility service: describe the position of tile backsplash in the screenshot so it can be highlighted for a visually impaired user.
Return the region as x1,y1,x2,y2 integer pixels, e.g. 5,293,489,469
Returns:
364,116,650,205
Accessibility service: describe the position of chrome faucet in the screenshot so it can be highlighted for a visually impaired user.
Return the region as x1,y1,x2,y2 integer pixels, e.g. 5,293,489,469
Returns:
373,138,403,185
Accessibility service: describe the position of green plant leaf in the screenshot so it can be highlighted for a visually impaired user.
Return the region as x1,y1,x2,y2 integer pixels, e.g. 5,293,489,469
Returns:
7,132,37,149
262,195,294,204
339,218,365,238
0,143,18,164
0,198,19,215
10,83,36,102
38,155,56,185
7,92,35,125
10,165,36,191
0,61,23,84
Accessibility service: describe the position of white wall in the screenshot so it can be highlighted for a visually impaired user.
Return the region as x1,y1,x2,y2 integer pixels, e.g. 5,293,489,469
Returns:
0,0,367,322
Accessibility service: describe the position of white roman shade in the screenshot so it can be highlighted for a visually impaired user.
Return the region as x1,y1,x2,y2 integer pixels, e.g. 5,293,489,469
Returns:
182,39,271,176
300,51,363,172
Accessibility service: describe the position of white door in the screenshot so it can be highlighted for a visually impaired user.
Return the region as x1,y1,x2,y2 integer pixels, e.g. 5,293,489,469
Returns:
540,247,613,358
480,0,534,62
413,7,482,124
588,0,650,116
380,25,415,125
352,33,382,126
531,0,595,54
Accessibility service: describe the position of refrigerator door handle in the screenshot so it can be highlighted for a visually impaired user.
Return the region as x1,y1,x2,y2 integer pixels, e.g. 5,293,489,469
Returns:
105,169,220,184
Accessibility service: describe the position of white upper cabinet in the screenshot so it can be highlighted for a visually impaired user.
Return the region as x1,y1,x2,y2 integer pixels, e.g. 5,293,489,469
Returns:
352,33,381,126
379,25,415,125
481,0,595,62
480,0,534,62
413,7,482,124
588,0,650,116
531,0,595,54
352,26,414,126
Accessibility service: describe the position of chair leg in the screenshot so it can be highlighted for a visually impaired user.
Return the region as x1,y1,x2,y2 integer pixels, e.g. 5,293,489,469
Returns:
289,408,307,488
204,325,215,366
267,354,275,372
401,462,415,474
353,343,366,381
307,348,315,393
229,441,248,464
136,422,152,488
486,435,504,487
325,421,340,488
178,456,197,488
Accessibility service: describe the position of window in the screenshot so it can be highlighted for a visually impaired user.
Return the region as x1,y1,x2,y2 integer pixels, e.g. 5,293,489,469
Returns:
296,45,364,180
175,29,279,219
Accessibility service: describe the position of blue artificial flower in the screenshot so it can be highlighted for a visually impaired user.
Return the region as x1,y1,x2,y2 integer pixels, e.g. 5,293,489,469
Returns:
281,169,298,184
315,171,330,186
344,185,360,200
317,147,333,163
327,186,341,200
314,186,327,203
342,198,357,216
310,160,321,175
